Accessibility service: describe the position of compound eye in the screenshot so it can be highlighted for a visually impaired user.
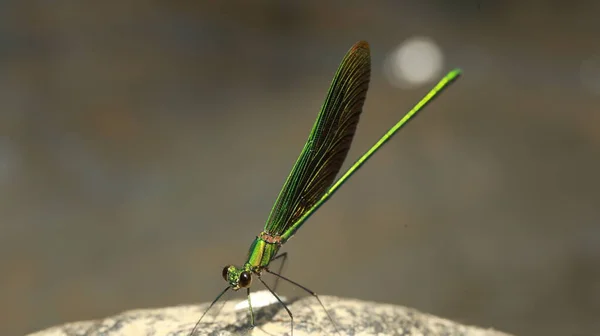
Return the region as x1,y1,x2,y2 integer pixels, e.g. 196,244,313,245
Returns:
222,266,230,281
239,271,252,288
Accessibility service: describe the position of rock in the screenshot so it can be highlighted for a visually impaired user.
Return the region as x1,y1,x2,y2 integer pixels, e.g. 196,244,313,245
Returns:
28,294,513,336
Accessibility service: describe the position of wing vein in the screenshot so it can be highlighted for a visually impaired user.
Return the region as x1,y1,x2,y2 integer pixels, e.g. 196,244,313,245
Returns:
263,41,371,237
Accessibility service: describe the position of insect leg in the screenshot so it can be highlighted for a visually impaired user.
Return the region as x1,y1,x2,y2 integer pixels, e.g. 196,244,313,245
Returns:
188,285,230,336
270,252,288,291
265,269,340,335
258,275,294,336
247,287,255,328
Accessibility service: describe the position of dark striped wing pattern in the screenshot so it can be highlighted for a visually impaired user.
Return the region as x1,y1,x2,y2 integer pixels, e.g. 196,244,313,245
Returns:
263,41,371,237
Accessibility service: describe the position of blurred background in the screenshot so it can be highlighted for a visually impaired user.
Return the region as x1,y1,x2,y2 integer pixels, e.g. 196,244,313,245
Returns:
1,1,599,335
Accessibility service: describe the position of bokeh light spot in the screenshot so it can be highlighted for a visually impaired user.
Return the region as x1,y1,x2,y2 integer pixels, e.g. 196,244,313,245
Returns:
384,36,444,88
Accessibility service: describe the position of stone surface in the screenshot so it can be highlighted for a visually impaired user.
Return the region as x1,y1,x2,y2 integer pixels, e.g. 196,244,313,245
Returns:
29,294,514,336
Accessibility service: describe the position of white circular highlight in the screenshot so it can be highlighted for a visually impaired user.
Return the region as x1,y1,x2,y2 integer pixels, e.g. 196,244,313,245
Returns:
384,37,444,88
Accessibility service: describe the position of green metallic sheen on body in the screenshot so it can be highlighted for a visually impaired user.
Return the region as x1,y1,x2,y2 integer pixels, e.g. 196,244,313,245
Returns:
263,41,371,240
246,237,280,268
225,45,462,290
225,265,250,290
224,235,280,290
280,68,462,242
188,41,463,336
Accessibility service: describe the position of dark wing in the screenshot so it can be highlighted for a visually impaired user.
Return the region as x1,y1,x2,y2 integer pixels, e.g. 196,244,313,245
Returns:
263,41,371,237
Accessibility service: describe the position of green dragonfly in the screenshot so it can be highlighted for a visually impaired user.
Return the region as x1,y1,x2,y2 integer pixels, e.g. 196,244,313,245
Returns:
189,41,461,335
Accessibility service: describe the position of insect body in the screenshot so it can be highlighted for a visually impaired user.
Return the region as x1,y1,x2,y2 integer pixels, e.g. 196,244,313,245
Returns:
189,41,462,335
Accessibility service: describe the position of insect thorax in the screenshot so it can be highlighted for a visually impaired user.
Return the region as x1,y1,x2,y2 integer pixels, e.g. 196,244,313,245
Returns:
245,232,281,269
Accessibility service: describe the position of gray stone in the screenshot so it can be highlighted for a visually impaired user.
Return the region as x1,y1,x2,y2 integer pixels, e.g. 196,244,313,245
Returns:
28,295,513,336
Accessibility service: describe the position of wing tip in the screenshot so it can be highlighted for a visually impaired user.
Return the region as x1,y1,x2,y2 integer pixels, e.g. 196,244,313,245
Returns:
351,40,370,53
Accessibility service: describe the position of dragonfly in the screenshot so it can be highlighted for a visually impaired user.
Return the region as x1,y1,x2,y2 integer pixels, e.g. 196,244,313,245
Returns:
189,40,461,335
